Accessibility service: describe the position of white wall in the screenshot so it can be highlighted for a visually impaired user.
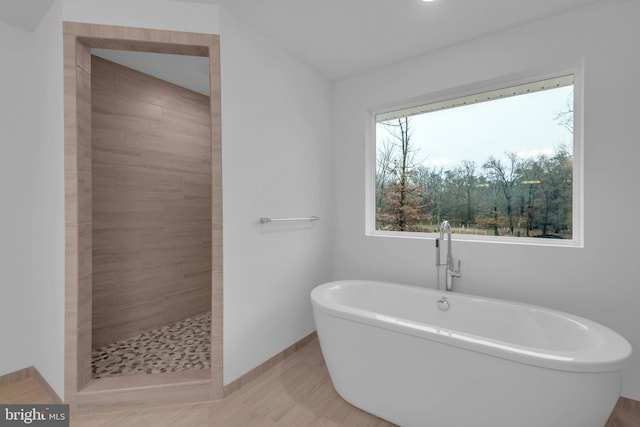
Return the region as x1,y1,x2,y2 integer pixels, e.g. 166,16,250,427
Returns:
332,1,640,400
62,0,219,35
0,0,64,398
0,21,40,381
0,0,333,396
219,7,333,384
29,0,65,399
0,2,65,398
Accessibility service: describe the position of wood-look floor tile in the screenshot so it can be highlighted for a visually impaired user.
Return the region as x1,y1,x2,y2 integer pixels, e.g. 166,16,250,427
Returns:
141,402,209,427
238,368,301,421
208,399,277,427
297,376,358,425
309,417,343,427
342,408,398,427
277,402,322,426
71,409,143,427
0,339,494,427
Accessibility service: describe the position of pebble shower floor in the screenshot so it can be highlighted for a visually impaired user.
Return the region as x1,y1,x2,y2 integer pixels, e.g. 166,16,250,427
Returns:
91,312,211,378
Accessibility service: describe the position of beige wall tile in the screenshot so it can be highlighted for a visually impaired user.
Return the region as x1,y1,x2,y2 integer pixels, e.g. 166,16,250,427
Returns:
91,55,212,348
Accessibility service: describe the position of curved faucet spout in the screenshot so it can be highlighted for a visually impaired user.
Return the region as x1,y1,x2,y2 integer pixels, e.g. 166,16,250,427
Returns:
439,220,453,269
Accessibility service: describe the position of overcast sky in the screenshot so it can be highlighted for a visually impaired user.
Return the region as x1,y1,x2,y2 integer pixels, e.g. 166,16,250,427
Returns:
377,85,573,171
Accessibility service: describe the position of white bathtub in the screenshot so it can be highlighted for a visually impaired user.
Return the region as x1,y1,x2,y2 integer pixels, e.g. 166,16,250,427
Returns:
311,280,631,427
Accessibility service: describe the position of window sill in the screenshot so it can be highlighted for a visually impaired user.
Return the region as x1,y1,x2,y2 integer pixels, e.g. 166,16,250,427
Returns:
367,229,583,248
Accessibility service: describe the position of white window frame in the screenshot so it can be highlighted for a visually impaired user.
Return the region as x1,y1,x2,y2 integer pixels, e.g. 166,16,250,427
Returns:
365,65,584,247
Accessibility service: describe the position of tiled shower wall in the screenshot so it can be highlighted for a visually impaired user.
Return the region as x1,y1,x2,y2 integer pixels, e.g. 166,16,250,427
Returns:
91,55,212,348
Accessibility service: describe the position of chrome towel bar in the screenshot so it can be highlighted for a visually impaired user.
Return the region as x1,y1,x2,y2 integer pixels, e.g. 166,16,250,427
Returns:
260,216,319,224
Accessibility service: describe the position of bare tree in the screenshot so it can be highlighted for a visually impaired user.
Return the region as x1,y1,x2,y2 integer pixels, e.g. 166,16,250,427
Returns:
554,93,574,134
459,160,477,226
377,117,424,231
516,158,542,237
537,146,572,235
414,165,442,228
483,153,520,235
375,139,394,210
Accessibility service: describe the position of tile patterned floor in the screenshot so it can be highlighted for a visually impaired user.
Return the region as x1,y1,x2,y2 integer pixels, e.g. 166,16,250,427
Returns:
75,339,397,427
1,337,633,426
92,312,211,378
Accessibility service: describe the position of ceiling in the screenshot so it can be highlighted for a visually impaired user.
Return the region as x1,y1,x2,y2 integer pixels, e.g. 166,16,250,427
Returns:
1,0,607,82
92,49,211,95
0,0,55,32
202,0,604,80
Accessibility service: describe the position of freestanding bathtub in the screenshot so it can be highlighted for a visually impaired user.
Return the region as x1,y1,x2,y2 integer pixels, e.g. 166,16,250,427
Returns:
311,280,631,427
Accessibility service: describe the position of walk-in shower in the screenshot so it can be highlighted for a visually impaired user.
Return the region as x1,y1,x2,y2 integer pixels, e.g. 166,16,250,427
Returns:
90,53,212,379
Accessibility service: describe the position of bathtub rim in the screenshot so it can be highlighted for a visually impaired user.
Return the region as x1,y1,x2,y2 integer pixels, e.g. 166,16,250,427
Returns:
311,280,632,373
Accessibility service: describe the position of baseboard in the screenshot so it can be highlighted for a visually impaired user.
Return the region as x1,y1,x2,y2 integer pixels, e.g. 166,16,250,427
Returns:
223,331,318,397
0,367,31,388
0,366,62,404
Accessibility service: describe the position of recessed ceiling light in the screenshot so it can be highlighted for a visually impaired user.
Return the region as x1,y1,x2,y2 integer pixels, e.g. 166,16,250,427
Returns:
421,0,437,2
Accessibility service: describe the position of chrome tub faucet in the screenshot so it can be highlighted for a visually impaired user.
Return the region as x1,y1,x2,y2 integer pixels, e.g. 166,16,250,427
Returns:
435,220,461,291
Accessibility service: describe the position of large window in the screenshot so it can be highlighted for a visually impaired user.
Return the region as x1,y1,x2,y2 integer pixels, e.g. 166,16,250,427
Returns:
372,73,580,243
